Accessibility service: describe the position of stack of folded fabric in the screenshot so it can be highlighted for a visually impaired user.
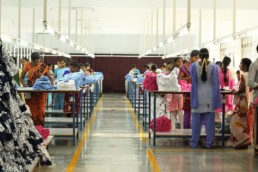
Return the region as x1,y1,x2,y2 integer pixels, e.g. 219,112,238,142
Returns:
35,125,50,140
57,80,76,90
33,76,57,90
143,72,158,90
157,71,180,91
85,75,97,84
125,74,132,81
57,72,86,88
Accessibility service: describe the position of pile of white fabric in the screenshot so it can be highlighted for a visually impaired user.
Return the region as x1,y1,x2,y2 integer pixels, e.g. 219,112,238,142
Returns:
57,80,76,90
157,71,181,91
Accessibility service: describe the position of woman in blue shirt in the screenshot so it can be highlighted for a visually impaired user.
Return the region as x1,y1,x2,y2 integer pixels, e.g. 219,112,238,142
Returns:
190,48,221,148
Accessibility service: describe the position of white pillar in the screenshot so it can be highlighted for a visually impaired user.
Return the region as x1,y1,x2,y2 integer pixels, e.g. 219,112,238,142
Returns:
213,0,216,41
58,0,62,32
187,0,191,29
163,0,166,39
173,0,176,34
32,8,35,43
81,9,83,46
18,0,21,38
68,0,71,38
233,0,236,35
156,9,159,45
199,10,202,46
75,9,78,43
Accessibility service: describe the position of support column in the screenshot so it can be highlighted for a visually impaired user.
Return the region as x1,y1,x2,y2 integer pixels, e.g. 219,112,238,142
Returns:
213,0,216,41
58,0,62,32
68,0,71,38
18,0,21,38
32,8,35,42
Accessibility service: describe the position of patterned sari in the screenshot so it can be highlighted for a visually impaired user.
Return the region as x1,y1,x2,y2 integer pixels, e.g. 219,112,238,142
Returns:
24,63,49,126
228,73,253,147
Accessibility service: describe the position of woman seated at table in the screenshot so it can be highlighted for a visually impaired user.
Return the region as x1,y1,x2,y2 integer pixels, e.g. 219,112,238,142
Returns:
20,52,54,126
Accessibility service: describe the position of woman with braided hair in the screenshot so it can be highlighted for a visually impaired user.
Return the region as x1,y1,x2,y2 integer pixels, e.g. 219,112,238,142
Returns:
190,48,221,148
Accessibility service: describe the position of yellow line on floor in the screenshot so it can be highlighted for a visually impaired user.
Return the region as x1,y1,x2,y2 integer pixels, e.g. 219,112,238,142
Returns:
66,96,103,172
126,99,161,172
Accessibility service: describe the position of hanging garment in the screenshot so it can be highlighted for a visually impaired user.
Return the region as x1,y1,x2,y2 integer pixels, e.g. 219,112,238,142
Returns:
0,41,51,172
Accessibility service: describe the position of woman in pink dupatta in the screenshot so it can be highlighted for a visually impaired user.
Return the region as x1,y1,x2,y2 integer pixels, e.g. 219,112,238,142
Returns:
218,56,235,112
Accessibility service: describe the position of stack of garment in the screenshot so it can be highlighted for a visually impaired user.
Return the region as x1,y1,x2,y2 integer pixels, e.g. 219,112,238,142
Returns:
93,72,104,80
33,76,57,90
85,75,97,84
178,80,191,91
57,80,76,90
35,125,50,140
57,72,86,89
143,72,158,90
125,74,132,82
136,74,144,84
157,71,180,91
0,42,51,171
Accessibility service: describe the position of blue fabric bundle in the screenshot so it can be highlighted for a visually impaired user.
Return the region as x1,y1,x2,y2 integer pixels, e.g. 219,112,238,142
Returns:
93,72,104,80
33,76,57,90
137,75,144,84
57,72,86,88
85,75,97,84
125,74,132,81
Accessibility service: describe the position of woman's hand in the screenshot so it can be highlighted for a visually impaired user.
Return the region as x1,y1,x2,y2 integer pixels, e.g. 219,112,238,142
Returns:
231,89,237,94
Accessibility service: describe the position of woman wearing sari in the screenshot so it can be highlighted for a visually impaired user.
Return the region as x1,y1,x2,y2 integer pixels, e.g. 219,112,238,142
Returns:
228,58,253,148
20,52,54,126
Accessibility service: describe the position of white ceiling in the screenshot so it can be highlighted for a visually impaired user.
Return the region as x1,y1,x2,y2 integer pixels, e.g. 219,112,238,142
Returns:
1,0,258,54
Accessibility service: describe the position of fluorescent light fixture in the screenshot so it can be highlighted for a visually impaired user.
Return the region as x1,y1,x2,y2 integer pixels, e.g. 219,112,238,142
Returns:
1,34,12,42
246,29,258,37
63,53,71,58
45,26,55,35
59,35,67,42
19,40,29,47
52,50,57,54
179,26,189,37
44,48,50,53
69,41,75,47
158,42,164,48
33,44,41,50
167,36,174,43
220,36,234,43
146,49,152,54
183,49,189,54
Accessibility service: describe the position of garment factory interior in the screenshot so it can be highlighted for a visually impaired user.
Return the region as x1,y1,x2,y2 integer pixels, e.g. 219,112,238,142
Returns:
1,0,258,172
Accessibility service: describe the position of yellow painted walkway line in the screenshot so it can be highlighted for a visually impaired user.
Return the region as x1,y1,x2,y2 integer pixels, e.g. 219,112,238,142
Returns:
66,96,103,172
126,99,161,172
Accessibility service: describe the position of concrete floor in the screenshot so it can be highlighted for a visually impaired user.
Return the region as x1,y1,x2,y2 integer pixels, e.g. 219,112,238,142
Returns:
35,93,258,172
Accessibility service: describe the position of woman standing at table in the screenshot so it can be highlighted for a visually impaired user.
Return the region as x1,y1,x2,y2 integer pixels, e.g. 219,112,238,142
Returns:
179,50,199,129
190,48,221,148
20,52,54,126
227,58,253,148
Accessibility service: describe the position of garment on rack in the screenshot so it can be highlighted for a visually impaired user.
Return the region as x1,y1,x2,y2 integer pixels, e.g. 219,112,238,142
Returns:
0,41,51,172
